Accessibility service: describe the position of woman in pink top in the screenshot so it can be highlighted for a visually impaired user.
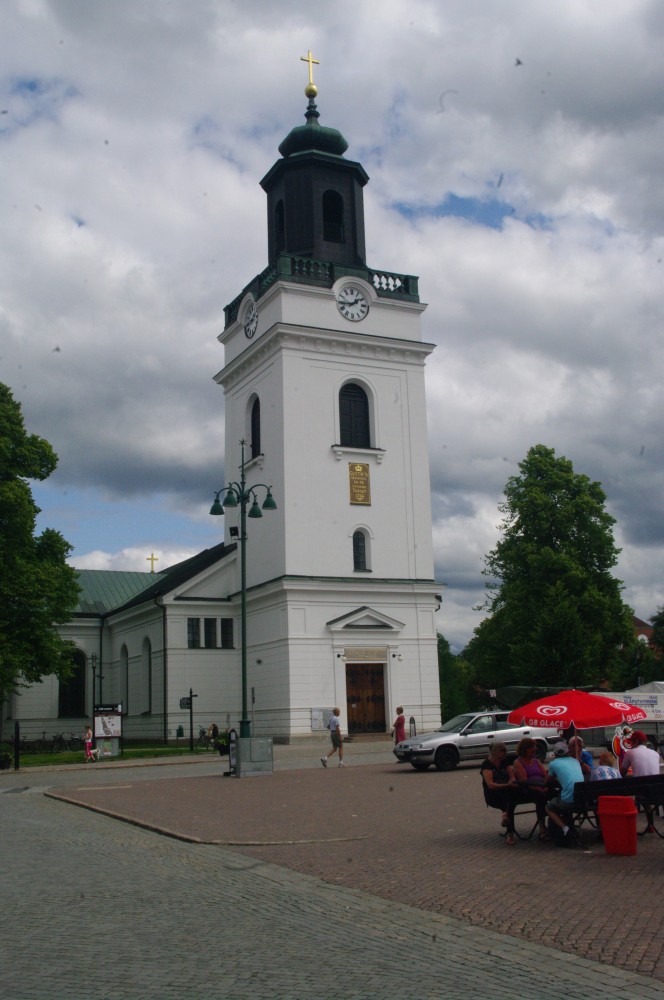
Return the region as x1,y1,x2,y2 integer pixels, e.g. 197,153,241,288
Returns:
513,737,550,840
392,707,406,744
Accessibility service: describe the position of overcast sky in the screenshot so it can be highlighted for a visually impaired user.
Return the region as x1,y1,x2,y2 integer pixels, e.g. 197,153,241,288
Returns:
2,0,663,651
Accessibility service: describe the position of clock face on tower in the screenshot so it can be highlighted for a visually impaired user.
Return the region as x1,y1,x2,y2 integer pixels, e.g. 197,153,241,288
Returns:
336,286,369,322
244,300,258,339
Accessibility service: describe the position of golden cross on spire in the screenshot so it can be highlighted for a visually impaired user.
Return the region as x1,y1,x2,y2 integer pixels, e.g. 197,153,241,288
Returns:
300,50,320,96
146,552,159,573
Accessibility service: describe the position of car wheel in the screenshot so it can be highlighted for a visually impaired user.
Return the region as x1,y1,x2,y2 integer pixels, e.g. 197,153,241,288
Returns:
411,761,430,771
535,741,548,763
434,746,458,771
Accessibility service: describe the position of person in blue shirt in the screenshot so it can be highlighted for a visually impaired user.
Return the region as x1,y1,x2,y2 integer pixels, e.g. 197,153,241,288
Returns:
546,740,584,845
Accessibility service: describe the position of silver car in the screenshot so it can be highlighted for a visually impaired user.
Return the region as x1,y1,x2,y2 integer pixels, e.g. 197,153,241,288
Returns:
393,710,562,771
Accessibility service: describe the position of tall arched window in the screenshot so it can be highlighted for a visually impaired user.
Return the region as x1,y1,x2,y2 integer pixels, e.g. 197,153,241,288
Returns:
323,190,344,243
59,650,86,718
251,397,261,459
140,637,152,715
120,645,129,715
353,530,369,571
275,200,285,254
339,383,370,448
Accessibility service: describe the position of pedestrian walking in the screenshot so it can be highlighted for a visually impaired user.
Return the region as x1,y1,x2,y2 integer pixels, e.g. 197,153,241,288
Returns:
321,707,345,767
84,724,95,762
392,707,406,744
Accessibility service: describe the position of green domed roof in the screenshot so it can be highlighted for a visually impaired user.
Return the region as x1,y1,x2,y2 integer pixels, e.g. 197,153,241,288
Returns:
278,96,348,159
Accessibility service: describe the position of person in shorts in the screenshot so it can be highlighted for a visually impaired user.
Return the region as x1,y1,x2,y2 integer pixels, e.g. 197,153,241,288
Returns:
546,740,584,845
321,708,345,768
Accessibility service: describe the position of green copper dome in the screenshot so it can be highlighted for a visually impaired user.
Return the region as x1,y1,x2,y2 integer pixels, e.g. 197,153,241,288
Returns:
278,96,349,158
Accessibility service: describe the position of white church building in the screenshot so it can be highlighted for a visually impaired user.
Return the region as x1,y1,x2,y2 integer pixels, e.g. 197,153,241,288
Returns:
6,76,442,744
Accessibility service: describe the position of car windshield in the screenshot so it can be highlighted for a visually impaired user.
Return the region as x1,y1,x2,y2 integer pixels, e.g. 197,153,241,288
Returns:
435,714,477,733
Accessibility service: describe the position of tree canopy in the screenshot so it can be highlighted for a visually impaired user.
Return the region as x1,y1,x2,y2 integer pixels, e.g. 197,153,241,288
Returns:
0,383,80,695
651,606,664,656
464,444,635,689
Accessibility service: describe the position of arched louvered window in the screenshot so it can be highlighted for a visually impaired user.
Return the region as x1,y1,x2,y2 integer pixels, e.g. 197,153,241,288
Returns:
323,190,344,243
250,397,261,458
275,200,285,254
340,383,370,448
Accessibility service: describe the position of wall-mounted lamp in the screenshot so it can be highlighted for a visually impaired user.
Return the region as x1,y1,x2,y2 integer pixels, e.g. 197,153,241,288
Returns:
392,653,403,661
336,653,347,661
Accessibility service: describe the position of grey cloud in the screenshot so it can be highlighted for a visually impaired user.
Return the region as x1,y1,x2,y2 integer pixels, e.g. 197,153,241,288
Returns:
2,0,663,648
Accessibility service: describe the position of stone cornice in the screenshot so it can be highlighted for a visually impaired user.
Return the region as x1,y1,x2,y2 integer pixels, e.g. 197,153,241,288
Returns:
216,321,435,389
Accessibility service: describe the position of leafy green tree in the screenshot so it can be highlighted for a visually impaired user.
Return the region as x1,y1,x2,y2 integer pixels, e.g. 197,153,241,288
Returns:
651,606,664,656
610,639,659,692
0,383,80,695
437,633,485,720
467,444,634,688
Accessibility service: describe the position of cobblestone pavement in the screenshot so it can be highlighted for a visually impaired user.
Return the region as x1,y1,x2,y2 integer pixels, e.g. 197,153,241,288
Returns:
3,746,663,998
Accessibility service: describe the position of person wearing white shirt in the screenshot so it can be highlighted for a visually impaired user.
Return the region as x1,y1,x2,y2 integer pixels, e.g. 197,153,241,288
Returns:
620,731,660,778
620,730,661,833
321,707,345,768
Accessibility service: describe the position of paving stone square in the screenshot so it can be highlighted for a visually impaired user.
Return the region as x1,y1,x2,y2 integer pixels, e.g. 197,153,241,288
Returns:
5,748,664,1000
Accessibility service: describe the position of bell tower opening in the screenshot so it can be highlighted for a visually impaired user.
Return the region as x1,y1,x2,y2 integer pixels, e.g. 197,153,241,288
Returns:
323,190,344,243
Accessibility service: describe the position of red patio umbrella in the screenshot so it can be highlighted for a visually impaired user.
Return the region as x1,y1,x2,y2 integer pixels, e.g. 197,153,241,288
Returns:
506,689,647,731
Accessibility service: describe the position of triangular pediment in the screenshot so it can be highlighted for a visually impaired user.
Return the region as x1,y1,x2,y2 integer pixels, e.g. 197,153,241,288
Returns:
104,542,238,618
170,550,237,602
327,606,405,631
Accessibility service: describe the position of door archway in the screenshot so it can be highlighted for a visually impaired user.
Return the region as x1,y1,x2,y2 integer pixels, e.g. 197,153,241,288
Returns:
345,662,386,734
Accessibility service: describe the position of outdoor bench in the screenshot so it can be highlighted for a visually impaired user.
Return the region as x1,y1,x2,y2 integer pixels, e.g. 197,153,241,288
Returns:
573,773,664,837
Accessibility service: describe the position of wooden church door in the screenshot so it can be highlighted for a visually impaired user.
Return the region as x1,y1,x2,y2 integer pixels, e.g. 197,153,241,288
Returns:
345,663,386,733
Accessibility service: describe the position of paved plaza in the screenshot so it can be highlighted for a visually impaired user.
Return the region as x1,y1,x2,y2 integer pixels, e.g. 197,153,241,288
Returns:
2,744,664,999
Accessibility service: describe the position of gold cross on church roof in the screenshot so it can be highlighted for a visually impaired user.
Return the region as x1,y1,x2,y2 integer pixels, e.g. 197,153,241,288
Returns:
146,552,159,573
300,50,319,97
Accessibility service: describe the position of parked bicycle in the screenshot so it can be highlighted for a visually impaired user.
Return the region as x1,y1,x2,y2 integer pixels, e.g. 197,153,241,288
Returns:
197,727,216,752
52,732,68,753
6,733,35,754
50,732,83,752
35,731,56,753
68,732,83,751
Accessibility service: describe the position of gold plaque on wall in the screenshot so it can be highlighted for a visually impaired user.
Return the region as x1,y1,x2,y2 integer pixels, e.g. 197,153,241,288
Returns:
349,463,371,505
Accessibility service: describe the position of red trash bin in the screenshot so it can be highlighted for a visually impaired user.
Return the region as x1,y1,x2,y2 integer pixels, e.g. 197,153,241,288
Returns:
598,795,638,856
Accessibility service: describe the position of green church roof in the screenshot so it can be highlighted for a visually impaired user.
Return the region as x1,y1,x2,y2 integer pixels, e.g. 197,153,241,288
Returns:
278,95,349,159
72,542,236,618
75,570,162,615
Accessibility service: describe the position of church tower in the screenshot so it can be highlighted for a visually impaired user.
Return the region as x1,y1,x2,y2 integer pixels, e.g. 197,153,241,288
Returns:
214,56,440,739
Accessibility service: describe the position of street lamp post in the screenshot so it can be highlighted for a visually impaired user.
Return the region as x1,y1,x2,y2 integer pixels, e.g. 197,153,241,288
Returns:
210,440,276,738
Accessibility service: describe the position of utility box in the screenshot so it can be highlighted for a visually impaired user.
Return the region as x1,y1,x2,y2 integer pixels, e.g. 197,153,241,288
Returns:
236,737,274,777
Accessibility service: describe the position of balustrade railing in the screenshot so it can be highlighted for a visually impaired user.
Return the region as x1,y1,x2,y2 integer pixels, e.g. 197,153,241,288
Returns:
224,256,419,328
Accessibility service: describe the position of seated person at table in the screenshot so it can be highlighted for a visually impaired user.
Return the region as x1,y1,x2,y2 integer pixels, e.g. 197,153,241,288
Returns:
619,731,660,778
620,730,661,831
480,742,526,846
546,740,584,846
512,737,550,840
568,735,593,778
590,750,620,781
